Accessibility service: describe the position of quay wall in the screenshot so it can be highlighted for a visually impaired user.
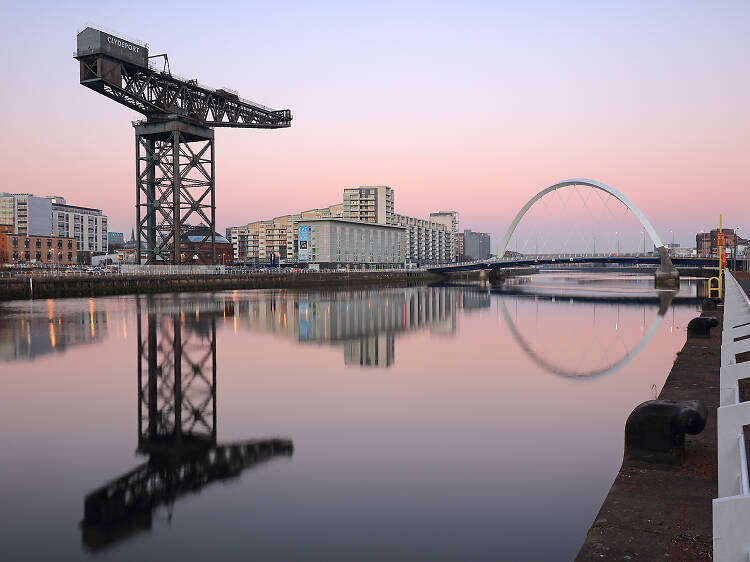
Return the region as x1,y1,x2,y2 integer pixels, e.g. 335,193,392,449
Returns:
576,303,721,559
0,271,441,301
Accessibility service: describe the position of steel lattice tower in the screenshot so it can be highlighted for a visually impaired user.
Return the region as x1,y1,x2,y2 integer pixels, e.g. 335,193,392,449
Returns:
75,26,291,264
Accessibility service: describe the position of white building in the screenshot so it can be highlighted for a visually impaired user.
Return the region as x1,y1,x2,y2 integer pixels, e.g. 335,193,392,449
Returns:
297,218,405,268
50,198,108,254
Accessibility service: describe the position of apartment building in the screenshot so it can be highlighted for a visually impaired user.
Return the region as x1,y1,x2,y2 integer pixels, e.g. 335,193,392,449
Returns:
343,186,394,224
0,193,53,236
51,198,108,254
227,204,342,264
394,213,450,264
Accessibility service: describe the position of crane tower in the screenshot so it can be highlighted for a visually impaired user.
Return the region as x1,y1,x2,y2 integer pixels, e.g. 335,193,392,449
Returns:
74,27,292,265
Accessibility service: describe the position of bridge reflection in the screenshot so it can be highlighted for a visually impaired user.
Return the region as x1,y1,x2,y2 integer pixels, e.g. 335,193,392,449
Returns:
81,296,292,551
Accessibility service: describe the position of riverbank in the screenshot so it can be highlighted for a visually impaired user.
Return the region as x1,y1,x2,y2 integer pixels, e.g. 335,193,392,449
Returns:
576,302,721,559
0,270,443,301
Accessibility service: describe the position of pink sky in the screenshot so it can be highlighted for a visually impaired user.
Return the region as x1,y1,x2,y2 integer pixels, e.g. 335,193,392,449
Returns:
0,1,747,250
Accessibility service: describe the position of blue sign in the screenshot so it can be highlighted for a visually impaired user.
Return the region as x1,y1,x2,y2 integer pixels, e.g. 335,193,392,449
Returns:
298,225,309,262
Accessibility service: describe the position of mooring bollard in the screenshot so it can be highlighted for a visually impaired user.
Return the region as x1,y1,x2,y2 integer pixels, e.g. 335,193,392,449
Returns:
687,316,719,338
624,399,707,465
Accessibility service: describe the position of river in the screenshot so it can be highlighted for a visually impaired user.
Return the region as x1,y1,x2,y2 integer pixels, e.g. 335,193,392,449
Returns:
0,272,705,560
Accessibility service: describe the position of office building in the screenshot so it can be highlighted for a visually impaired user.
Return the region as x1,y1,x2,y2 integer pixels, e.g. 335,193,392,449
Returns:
462,230,491,260
298,218,405,267
108,232,125,248
343,186,394,224
0,232,77,265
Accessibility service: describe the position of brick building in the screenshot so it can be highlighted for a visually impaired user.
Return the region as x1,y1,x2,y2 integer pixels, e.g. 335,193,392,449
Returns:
0,233,77,265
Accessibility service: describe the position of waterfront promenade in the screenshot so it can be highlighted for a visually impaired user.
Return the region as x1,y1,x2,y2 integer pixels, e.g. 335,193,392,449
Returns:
578,275,750,559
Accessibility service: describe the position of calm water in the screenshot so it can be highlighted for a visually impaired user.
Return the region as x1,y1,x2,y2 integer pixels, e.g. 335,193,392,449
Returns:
0,273,705,561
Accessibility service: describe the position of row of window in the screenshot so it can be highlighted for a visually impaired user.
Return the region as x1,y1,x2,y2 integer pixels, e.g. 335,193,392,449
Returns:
10,237,73,250
11,251,74,262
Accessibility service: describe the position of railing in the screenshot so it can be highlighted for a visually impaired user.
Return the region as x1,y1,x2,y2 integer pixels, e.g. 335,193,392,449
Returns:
714,270,750,560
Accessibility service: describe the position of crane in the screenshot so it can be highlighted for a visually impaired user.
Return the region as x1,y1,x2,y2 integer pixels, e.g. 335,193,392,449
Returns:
74,27,292,264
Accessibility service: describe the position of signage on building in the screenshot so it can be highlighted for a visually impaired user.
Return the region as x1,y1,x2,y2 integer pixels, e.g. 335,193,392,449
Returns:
298,225,309,262
717,232,725,246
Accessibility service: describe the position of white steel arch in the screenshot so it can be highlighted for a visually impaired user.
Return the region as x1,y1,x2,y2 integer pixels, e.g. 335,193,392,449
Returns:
498,179,664,258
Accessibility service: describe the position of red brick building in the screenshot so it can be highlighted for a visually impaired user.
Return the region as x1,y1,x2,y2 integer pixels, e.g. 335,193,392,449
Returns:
0,233,77,265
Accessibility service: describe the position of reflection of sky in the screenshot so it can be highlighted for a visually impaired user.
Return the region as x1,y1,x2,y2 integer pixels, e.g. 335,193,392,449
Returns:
0,278,700,560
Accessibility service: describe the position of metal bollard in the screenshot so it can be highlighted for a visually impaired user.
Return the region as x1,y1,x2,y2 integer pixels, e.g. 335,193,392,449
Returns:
687,316,719,338
625,400,707,466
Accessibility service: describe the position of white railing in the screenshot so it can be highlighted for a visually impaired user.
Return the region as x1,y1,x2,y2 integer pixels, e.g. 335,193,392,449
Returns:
714,270,750,560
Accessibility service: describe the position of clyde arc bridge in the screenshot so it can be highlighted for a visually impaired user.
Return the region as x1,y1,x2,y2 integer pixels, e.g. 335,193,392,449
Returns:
427,178,707,285
75,26,291,266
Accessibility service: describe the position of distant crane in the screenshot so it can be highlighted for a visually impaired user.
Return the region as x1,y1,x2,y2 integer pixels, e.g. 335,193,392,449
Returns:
74,27,292,264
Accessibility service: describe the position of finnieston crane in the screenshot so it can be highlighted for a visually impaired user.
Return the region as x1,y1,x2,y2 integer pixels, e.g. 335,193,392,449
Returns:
74,27,292,265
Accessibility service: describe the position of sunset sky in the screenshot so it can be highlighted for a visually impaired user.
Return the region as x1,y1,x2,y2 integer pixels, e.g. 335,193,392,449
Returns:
0,0,747,251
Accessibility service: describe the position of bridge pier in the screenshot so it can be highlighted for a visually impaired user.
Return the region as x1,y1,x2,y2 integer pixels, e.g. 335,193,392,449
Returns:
655,246,680,288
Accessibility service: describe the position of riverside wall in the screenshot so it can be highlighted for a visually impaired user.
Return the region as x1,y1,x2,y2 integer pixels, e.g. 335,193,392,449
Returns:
0,271,442,301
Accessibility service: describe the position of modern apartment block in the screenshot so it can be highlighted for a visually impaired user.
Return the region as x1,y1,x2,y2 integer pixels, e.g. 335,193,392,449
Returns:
393,214,451,264
0,193,53,236
50,197,108,254
429,211,459,261
343,186,394,225
228,185,458,266
227,204,343,264
0,193,108,256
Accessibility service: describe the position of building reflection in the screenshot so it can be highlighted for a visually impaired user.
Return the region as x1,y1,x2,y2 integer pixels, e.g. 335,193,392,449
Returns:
81,296,292,552
0,298,108,362
232,287,491,367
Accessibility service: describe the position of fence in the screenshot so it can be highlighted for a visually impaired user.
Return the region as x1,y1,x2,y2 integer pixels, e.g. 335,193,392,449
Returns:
714,270,750,560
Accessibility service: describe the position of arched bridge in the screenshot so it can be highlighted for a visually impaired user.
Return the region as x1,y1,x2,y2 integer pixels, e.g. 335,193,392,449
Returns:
426,178,704,284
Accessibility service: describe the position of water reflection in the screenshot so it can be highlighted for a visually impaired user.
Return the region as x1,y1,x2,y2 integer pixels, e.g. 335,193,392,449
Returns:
81,296,293,551
0,298,108,361
234,287,490,367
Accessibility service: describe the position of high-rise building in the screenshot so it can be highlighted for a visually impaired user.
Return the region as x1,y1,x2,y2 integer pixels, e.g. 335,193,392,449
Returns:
0,193,53,236
343,186,394,225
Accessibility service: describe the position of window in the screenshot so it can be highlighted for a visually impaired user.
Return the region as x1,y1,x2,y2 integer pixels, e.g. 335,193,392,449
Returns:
11,237,17,248
35,239,41,248
35,251,41,260
67,252,72,261
24,252,29,261
24,238,30,248
67,240,72,249
46,239,52,248
58,240,63,249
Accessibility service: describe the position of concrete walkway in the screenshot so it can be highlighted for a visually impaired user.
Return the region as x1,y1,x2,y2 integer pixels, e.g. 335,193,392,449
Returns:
577,305,721,560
